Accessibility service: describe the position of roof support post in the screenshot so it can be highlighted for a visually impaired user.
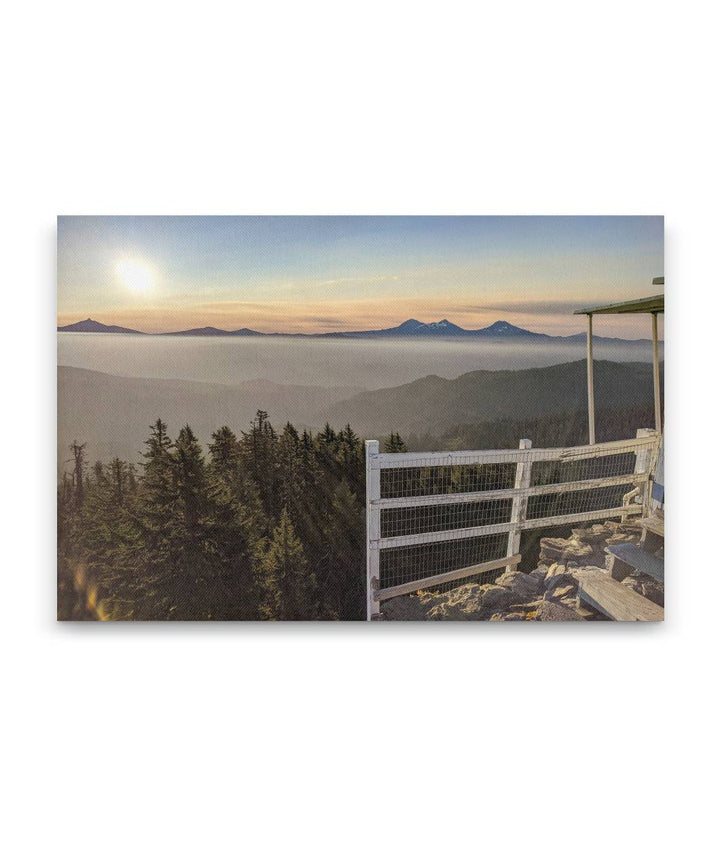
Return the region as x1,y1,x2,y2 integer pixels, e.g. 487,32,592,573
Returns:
586,314,596,444
652,312,662,432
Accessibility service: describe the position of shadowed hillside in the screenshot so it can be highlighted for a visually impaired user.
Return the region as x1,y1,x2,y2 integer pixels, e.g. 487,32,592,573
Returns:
59,360,663,469
324,360,663,436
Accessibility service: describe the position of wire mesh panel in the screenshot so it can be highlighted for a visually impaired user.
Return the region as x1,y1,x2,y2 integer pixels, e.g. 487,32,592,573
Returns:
365,432,661,619
530,451,637,486
526,483,632,521
381,498,513,539
380,461,516,498
379,533,509,594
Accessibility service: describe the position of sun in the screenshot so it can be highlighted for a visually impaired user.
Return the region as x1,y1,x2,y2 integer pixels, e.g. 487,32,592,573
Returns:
115,259,155,293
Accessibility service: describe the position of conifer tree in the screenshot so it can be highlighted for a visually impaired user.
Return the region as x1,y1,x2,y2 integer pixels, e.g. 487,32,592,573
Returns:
256,508,316,620
323,479,364,619
70,441,87,509
173,424,207,533
383,431,408,453
240,410,280,521
135,419,177,597
206,425,259,619
209,426,240,478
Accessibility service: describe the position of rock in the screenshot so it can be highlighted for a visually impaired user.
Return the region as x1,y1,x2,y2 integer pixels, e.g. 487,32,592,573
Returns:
529,567,547,583
425,583,484,619
544,562,567,578
539,537,594,564
616,522,642,535
547,584,576,601
529,600,584,621
580,529,618,545
480,584,517,613
545,572,578,595
576,522,614,536
380,594,430,621
572,564,610,576
380,594,427,621
621,573,664,607
539,538,571,562
494,569,543,599
398,581,523,620
606,533,638,545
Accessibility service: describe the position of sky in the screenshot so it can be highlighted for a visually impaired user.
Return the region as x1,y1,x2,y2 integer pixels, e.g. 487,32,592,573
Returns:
57,216,664,337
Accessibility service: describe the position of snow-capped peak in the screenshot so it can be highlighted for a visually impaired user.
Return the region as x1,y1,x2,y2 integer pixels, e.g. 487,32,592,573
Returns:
483,320,518,334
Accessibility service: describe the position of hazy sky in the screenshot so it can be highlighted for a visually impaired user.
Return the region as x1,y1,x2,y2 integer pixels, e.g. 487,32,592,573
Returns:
57,216,664,336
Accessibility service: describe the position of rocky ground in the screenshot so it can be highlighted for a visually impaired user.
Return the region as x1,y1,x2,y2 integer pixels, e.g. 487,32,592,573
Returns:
381,519,664,621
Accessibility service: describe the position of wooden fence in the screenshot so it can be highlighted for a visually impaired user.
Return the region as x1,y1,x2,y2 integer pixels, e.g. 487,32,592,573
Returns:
365,429,661,619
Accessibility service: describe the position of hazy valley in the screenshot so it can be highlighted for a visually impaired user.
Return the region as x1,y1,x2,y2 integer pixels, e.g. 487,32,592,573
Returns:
58,357,661,470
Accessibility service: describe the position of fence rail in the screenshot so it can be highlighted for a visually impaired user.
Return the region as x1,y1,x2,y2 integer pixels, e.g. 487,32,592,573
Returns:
365,429,660,619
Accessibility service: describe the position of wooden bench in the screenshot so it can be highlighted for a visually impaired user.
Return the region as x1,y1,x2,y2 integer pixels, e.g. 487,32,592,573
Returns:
576,569,664,621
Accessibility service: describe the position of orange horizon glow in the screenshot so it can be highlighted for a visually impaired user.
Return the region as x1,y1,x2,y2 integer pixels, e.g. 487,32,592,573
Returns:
56,300,664,339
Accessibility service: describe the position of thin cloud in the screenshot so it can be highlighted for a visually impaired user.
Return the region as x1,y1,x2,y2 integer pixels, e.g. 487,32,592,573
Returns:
453,298,591,315
319,274,402,286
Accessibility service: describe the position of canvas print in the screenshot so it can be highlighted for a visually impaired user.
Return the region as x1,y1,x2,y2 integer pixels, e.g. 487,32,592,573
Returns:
57,216,664,621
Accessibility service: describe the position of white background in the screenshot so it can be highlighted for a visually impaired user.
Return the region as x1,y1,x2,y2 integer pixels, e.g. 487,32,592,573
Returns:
2,2,717,854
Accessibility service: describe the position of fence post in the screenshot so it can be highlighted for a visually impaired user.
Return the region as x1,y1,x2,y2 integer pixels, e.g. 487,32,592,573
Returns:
365,440,381,620
507,439,532,571
633,428,656,517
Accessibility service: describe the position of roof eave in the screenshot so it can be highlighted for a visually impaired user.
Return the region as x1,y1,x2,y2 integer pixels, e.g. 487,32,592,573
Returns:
574,294,665,316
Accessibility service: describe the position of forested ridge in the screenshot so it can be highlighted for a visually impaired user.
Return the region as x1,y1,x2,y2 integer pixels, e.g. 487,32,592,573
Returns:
57,402,658,621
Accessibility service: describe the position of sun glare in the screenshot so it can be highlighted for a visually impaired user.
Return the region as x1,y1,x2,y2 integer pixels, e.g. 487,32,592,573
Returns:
116,259,154,293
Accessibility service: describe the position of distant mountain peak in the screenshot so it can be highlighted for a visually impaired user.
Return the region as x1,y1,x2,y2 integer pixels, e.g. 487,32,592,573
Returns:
480,320,527,335
57,318,143,335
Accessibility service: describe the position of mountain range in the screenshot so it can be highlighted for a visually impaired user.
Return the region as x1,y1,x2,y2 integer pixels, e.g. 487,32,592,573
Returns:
57,317,658,344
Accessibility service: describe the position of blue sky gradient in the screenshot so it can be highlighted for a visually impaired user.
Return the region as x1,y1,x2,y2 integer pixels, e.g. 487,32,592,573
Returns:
58,216,664,336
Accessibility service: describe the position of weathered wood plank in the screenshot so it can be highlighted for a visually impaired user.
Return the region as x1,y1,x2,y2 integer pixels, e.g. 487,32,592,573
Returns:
377,520,515,549
607,553,636,582
508,439,532,571
607,543,664,583
375,554,521,602
576,570,664,621
634,428,657,516
375,436,660,469
638,514,665,538
374,473,649,509
519,504,643,531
